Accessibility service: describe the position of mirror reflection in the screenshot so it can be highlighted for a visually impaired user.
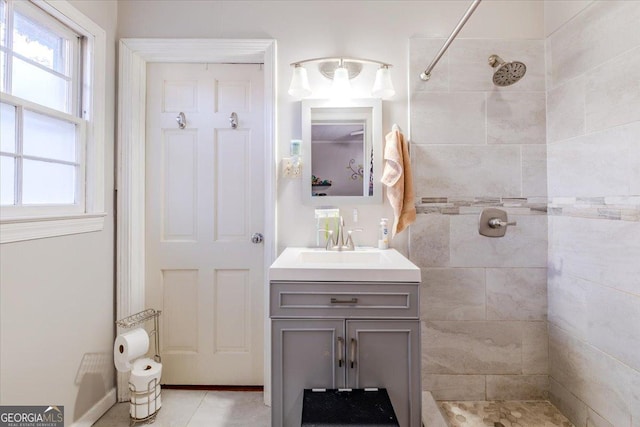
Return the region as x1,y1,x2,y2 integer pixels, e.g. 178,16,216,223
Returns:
301,99,382,205
311,122,372,197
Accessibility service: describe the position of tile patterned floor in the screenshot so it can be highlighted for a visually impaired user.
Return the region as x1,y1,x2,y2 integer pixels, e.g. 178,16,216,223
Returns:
438,401,574,427
93,390,270,427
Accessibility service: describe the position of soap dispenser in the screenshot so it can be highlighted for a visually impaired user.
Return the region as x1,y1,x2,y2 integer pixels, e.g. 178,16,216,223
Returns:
378,218,389,249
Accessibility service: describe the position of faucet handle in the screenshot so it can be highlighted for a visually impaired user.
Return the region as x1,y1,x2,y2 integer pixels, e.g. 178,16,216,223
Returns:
345,228,363,250
317,229,335,250
325,230,335,250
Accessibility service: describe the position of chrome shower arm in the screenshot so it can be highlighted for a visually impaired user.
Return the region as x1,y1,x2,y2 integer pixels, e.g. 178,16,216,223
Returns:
420,0,482,81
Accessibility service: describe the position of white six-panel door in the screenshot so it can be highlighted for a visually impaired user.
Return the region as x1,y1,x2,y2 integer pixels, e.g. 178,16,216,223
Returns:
145,63,264,385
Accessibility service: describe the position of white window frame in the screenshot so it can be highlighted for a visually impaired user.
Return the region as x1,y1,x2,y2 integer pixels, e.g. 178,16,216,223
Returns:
0,0,106,244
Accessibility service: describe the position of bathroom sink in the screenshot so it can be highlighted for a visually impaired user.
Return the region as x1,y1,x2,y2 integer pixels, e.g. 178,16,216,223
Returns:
269,247,421,282
297,250,383,264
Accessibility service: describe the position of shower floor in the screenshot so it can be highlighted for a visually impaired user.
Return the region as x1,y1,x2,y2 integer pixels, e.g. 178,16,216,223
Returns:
438,400,574,427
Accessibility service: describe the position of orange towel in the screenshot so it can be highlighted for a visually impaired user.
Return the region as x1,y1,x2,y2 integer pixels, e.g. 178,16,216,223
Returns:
380,128,416,237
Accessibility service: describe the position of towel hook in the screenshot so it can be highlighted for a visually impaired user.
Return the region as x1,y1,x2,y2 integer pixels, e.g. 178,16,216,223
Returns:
176,112,186,129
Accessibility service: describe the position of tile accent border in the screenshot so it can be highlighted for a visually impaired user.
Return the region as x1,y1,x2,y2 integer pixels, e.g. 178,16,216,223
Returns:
416,197,547,216
549,196,640,222
416,196,640,222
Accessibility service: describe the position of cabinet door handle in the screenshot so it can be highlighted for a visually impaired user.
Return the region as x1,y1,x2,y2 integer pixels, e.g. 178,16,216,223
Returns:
330,297,358,304
337,337,344,368
349,338,357,369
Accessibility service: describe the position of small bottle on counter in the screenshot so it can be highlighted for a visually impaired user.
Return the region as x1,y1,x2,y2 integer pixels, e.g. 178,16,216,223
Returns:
378,218,389,249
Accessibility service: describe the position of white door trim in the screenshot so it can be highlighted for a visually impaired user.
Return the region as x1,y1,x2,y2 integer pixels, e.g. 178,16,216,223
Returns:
116,38,277,403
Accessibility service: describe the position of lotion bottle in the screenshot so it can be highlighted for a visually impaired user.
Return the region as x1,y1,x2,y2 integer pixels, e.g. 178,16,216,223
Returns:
378,218,389,249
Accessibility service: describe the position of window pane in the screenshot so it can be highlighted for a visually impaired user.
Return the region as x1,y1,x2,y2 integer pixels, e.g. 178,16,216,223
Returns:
0,51,4,92
0,0,6,47
13,8,67,74
0,155,15,205
13,57,69,112
0,102,16,153
22,159,75,204
23,110,76,162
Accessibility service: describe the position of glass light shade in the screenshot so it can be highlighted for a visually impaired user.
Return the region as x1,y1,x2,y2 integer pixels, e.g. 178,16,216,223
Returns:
331,66,351,99
288,66,312,98
371,66,395,98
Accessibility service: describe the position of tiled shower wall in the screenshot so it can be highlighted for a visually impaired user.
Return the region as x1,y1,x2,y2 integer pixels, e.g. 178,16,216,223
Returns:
409,38,548,400
545,2,640,427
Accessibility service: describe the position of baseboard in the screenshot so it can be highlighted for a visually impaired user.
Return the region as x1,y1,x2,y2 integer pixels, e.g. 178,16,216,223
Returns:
71,387,117,427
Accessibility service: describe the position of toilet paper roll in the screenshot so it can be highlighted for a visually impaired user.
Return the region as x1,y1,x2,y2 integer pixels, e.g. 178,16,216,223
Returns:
130,358,162,392
114,328,149,372
130,393,162,419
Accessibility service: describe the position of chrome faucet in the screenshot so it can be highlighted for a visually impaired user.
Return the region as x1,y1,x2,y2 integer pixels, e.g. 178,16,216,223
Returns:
324,216,362,251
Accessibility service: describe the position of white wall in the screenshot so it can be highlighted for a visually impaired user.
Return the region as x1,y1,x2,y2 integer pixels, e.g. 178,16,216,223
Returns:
0,1,117,425
117,0,544,254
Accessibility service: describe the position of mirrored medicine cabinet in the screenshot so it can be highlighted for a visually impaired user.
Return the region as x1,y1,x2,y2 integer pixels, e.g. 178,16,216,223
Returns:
301,99,383,205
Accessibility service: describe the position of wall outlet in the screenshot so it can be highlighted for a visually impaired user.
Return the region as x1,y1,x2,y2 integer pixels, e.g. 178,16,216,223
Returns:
281,157,302,178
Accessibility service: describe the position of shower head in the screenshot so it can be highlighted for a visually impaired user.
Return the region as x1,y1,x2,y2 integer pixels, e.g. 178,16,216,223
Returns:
488,54,526,86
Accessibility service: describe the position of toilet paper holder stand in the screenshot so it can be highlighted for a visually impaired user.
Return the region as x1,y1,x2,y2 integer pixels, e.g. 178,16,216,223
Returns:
116,308,161,363
116,309,162,425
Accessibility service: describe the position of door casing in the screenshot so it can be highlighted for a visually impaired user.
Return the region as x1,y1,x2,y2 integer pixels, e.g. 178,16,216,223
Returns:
116,38,277,404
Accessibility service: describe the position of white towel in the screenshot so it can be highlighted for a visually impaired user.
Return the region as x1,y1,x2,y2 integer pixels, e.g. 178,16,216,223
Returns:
380,127,416,237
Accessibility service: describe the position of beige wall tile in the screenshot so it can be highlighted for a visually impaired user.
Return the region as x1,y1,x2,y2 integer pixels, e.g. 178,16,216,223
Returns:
522,321,549,375
547,1,640,88
587,408,615,427
550,377,589,427
545,1,594,37
486,375,549,400
422,374,486,401
411,92,486,145
547,76,585,143
522,144,547,197
412,144,522,198
421,268,486,321
422,321,522,374
632,372,640,427
448,39,545,92
409,214,450,268
547,271,589,341
586,47,640,133
587,285,640,372
549,215,640,297
450,214,547,268
549,325,633,427
547,122,640,198
487,92,546,145
486,268,547,320
409,38,449,93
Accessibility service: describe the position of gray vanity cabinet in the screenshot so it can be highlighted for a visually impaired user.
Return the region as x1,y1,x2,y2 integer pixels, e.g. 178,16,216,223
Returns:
270,281,420,427
272,319,345,427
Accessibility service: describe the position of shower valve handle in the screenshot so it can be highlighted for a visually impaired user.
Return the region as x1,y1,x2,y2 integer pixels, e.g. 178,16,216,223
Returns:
488,218,517,229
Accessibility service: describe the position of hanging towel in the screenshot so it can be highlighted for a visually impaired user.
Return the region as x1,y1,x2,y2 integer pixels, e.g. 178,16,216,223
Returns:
380,127,416,237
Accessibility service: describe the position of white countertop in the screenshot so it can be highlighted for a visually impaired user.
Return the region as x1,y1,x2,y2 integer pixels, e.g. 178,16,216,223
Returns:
269,247,421,282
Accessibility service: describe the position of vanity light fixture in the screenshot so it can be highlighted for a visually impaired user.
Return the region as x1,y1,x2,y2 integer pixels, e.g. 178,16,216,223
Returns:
288,57,395,99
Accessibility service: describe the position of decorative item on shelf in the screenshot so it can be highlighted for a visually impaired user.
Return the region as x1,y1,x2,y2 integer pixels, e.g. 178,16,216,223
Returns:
347,159,364,180
311,175,332,187
288,56,395,99
311,175,332,196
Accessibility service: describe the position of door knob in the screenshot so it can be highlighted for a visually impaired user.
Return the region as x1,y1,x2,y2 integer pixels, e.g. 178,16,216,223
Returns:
251,233,264,244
